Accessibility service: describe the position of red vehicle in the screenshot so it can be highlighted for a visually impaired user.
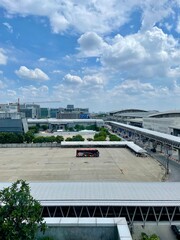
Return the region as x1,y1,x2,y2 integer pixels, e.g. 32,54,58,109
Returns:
76,148,99,157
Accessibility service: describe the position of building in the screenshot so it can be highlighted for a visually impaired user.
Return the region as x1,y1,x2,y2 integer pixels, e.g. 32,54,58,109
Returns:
143,111,180,136
20,104,41,119
27,118,104,131
57,105,89,119
40,108,50,118
108,109,157,127
0,118,28,133
49,108,59,118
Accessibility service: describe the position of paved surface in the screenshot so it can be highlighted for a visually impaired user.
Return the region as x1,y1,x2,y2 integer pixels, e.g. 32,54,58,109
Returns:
132,225,177,240
0,148,165,182
148,151,180,182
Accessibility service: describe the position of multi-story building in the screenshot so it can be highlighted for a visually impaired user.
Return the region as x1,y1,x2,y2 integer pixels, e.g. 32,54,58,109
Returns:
57,105,89,119
20,104,41,119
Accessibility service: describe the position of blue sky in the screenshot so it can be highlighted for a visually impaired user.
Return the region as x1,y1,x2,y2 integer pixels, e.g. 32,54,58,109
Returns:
0,0,180,112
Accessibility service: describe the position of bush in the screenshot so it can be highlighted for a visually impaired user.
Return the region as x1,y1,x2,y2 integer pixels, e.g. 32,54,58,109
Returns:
72,134,85,141
0,132,24,144
37,237,55,240
56,135,64,143
94,136,106,141
65,137,72,141
109,134,121,141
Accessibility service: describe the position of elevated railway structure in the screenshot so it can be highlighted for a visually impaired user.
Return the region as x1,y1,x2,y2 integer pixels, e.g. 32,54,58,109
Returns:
106,121,180,161
0,182,179,226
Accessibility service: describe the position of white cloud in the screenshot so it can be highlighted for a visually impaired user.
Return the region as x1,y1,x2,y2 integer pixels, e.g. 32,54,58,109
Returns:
53,70,62,74
64,73,83,84
81,27,180,80
38,57,46,62
7,89,16,96
0,0,178,34
15,66,49,81
3,22,13,33
0,49,8,65
19,85,49,98
77,32,107,57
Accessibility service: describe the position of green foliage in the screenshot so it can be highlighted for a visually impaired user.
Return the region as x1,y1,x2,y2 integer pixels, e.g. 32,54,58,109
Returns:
93,136,106,141
41,125,48,131
65,134,85,141
0,180,46,240
72,134,85,141
85,125,99,131
29,126,39,134
74,124,85,131
56,135,64,143
87,137,93,141
94,128,107,141
37,237,54,240
33,136,56,143
140,232,160,240
24,130,35,143
0,132,24,144
109,134,121,141
65,137,73,141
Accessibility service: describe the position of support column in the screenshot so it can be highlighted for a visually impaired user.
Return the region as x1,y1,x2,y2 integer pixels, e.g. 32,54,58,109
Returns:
178,149,180,161
160,143,163,152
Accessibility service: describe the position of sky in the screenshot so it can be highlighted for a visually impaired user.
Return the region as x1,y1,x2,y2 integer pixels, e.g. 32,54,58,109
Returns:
0,0,180,112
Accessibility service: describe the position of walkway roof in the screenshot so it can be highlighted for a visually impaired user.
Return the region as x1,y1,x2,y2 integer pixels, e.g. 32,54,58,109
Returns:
0,182,179,207
61,141,146,153
108,121,180,147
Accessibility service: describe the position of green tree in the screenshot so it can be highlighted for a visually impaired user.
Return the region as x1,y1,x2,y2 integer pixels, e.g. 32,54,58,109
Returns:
74,124,85,131
109,134,121,141
0,179,46,240
24,130,34,143
56,135,64,143
65,137,72,141
29,126,39,134
0,133,24,144
41,125,48,131
140,232,160,240
71,134,85,141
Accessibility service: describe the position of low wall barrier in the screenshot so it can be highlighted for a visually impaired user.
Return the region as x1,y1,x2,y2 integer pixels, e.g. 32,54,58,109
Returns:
0,143,62,148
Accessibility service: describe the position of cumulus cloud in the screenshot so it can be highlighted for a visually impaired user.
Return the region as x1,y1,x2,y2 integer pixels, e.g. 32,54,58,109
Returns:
64,73,83,84
79,27,179,80
15,66,49,81
0,49,7,65
0,0,178,34
78,32,106,57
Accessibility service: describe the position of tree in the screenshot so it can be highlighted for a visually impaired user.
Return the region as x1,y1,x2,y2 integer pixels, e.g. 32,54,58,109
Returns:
140,232,160,240
71,134,85,141
0,179,46,240
109,134,121,141
24,130,34,143
56,135,64,143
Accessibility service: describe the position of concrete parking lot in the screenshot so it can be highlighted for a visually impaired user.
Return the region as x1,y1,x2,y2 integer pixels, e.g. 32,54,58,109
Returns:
0,147,165,182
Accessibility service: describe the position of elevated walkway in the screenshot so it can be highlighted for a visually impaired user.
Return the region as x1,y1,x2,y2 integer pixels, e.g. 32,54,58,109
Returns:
1,182,179,225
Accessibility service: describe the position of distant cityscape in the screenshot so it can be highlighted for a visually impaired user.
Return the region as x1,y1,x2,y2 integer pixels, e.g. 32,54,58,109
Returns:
1,101,180,137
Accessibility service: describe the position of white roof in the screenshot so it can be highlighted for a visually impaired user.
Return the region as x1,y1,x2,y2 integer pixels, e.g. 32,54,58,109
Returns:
28,119,104,124
108,121,180,145
0,182,179,206
61,141,146,153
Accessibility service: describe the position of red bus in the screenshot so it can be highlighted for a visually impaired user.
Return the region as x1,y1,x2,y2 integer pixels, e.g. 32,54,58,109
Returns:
76,148,99,157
